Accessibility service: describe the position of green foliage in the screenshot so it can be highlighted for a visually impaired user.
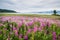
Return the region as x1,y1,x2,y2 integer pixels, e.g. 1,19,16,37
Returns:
0,21,60,40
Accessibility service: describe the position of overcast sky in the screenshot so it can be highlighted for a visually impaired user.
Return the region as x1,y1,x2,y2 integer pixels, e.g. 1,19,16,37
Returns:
0,0,60,12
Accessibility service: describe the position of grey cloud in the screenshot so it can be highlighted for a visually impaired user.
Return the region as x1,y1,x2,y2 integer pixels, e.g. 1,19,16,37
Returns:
0,0,60,12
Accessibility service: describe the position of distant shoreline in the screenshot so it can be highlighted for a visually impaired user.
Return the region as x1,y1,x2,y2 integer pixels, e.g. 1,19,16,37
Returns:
0,13,53,15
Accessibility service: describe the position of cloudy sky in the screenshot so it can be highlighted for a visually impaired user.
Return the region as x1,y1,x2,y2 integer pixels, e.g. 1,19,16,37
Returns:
0,0,60,12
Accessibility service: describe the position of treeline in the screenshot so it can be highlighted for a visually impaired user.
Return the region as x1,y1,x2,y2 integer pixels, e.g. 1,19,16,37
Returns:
52,10,60,16
0,9,16,13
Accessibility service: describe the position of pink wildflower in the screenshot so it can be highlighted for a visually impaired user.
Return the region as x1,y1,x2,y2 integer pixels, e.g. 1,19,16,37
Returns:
52,32,56,40
33,26,38,33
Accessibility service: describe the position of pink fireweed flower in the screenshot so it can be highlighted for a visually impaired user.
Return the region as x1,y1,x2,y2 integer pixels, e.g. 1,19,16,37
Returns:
26,29,31,34
4,28,7,30
52,32,56,40
33,17,39,22
17,21,22,28
13,27,17,30
40,22,46,27
27,21,34,26
0,23,3,26
33,26,38,33
19,34,23,38
46,21,51,27
38,27,42,32
13,27,18,36
25,22,29,26
24,35,28,40
15,30,18,36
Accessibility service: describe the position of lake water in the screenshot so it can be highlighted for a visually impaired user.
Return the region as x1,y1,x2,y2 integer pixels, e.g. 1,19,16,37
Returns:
0,12,60,15
16,12,60,15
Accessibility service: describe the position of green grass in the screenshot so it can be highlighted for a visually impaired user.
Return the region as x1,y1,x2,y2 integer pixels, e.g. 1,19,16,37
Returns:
0,13,60,20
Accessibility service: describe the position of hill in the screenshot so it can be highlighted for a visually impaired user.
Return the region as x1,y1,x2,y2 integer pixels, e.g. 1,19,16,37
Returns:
0,9,16,13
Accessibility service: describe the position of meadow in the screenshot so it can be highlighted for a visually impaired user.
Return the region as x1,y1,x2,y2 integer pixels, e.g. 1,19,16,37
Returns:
0,13,60,40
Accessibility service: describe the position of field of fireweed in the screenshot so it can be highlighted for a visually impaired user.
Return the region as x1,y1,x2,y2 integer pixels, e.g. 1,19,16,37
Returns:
0,16,60,40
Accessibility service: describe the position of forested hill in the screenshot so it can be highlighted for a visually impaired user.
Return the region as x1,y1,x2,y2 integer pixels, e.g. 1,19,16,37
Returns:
0,9,16,13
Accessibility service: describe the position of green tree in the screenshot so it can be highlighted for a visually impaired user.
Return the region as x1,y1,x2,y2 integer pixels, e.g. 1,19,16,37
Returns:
53,10,57,15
